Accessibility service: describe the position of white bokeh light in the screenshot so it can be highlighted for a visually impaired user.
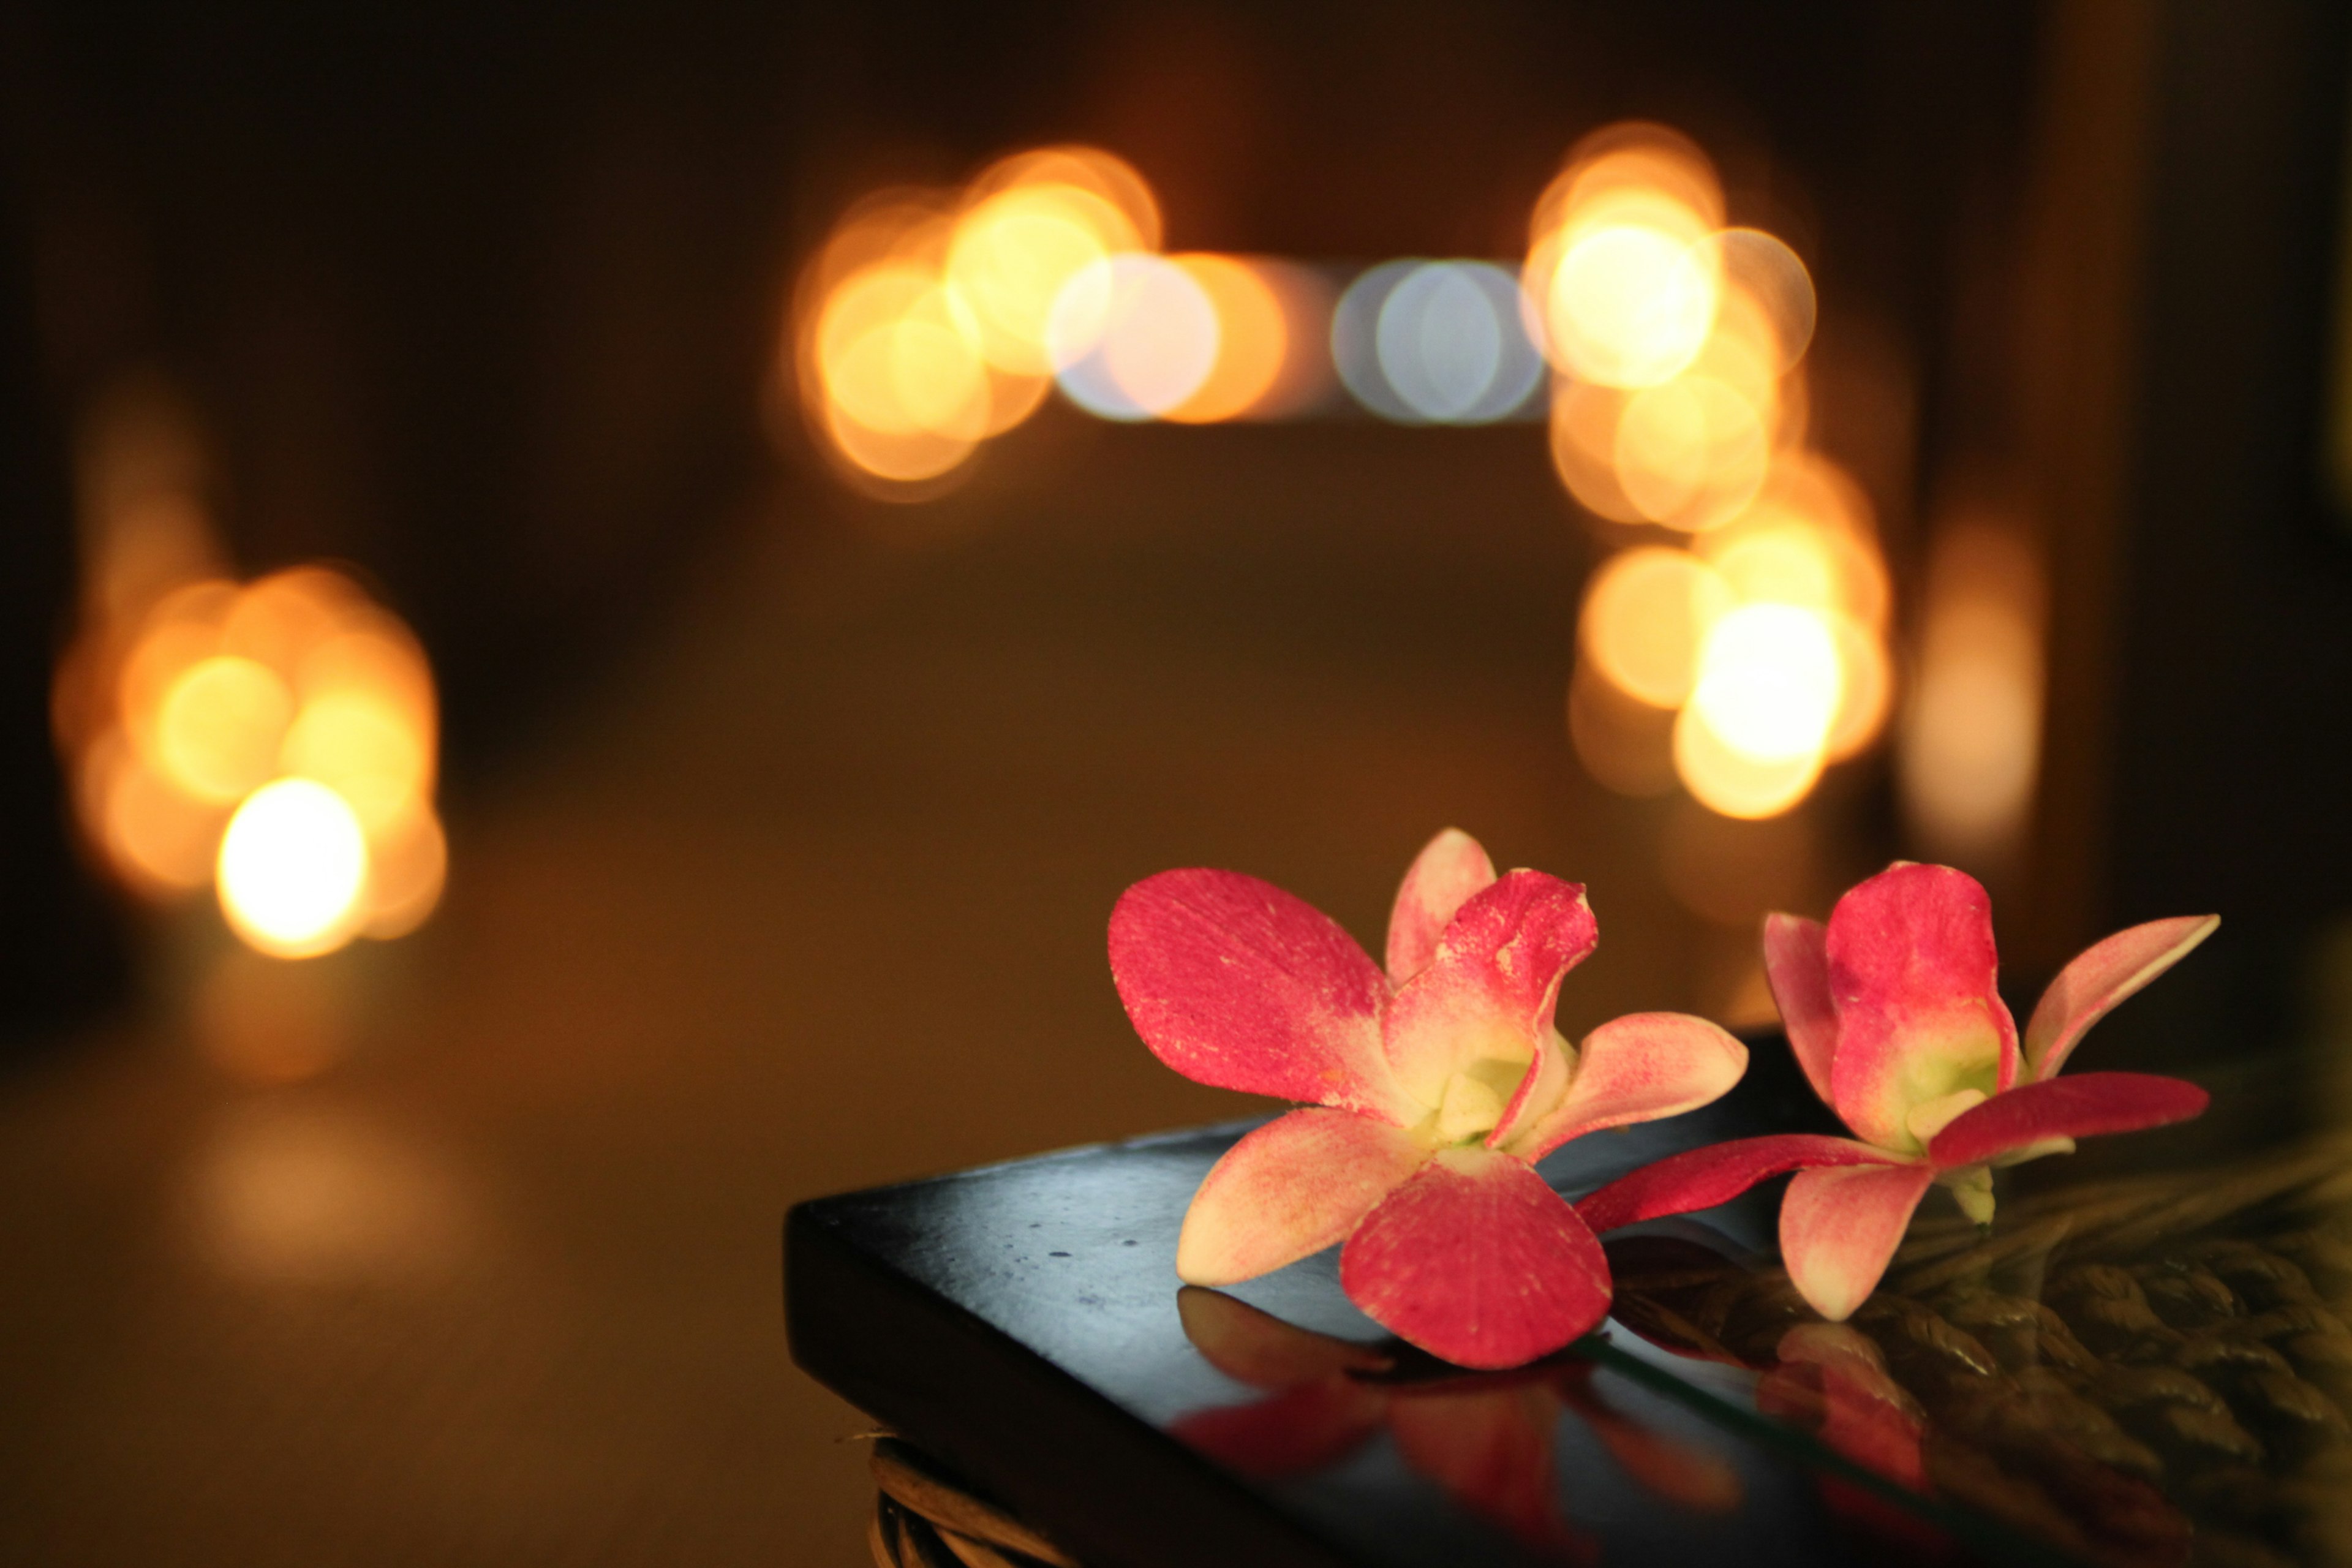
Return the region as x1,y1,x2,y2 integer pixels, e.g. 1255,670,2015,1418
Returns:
1374,262,1544,423
216,778,370,959
1336,261,1542,424
1047,255,1220,420
1688,603,1844,764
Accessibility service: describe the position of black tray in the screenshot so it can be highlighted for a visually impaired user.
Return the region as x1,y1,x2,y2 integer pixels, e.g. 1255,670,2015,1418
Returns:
784,1096,2056,1568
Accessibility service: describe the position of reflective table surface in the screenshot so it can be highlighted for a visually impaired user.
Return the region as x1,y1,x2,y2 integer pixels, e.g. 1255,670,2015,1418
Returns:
789,1039,2352,1567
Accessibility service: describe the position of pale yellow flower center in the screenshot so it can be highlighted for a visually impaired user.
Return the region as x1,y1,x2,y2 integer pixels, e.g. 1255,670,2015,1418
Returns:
1904,1088,1987,1146
1422,1031,1577,1148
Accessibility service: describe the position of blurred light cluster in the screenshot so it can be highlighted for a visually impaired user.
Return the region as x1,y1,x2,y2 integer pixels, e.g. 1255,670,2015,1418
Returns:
791,146,1332,494
1536,125,1891,820
791,132,1921,832
53,383,445,960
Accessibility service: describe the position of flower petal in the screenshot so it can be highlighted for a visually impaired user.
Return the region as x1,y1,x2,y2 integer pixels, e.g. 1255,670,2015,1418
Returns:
1925,1072,2211,1170
1825,864,2019,1153
1385,827,1498,986
1780,1162,1936,1321
1177,1109,1430,1286
1501,1012,1748,1161
1110,869,1411,1120
1170,1380,1390,1478
2023,915,2220,1080
1340,1145,1611,1370
1575,1134,1908,1234
1763,914,1838,1107
1382,871,1599,1112
1176,1286,1392,1389
1487,1023,1573,1151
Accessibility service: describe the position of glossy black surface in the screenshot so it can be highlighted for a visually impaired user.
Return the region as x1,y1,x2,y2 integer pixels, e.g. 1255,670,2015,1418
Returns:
786,1073,2060,1568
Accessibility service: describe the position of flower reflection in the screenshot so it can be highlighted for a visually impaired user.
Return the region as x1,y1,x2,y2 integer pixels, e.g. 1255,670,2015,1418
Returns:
1759,1326,1931,1496
1170,1286,1739,1558
1602,1238,1947,1556
1600,1233,2212,1564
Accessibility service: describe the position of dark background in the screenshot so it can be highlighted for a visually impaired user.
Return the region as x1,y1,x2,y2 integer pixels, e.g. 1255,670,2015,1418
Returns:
2,2,2348,1563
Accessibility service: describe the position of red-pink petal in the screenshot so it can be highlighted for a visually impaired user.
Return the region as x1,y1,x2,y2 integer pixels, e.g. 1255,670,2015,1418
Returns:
1780,1162,1936,1321
1763,914,1838,1108
1339,1145,1610,1370
1176,1287,1392,1389
1925,1072,2211,1169
1110,869,1412,1120
1575,1134,1907,1235
1501,1013,1748,1161
2023,915,2220,1080
1382,871,1599,1112
1177,1109,1430,1286
1170,1380,1390,1477
1385,827,1498,986
1824,864,2019,1152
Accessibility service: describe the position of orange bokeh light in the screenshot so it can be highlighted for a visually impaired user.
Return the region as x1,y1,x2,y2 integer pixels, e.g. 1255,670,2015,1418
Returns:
224,567,365,671
949,183,1139,377
61,505,448,956
791,145,1171,491
1537,125,1727,236
818,398,981,487
1702,230,1817,375
1612,374,1771,530
1899,522,2046,862
1547,382,1643,522
962,145,1162,254
1540,123,1890,819
1823,612,1893,763
1164,255,1291,423
1579,546,1733,708
1526,128,1727,391
88,730,226,894
1672,701,1825,821
361,805,448,940
817,266,992,441
156,655,294,804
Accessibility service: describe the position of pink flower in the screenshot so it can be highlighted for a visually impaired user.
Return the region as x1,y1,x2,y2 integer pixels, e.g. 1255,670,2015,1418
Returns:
1577,863,2215,1322
1110,828,1747,1369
